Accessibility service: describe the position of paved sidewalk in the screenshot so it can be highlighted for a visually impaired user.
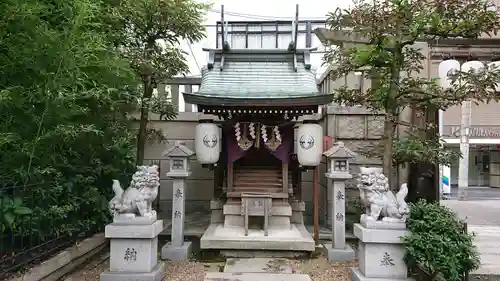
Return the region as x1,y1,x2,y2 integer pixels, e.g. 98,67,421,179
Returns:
447,187,500,201
442,200,500,275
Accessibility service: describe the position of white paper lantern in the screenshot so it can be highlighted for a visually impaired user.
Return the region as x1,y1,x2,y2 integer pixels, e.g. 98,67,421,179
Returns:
438,59,460,89
461,60,485,88
297,123,323,166
195,122,220,164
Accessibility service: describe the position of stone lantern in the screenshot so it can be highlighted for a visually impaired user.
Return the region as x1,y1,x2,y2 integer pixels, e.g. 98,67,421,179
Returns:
325,141,354,179
164,141,193,177
323,141,356,261
161,141,194,261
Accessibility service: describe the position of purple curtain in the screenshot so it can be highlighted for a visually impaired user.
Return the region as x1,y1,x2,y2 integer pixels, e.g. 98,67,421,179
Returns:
225,127,248,163
264,124,293,163
225,124,294,163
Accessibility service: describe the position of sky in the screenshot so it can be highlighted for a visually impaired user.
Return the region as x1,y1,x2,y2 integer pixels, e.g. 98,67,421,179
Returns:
175,0,351,111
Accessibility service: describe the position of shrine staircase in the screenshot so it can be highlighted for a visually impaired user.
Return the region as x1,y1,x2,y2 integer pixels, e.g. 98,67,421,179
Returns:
201,164,314,252
224,165,293,230
230,165,291,196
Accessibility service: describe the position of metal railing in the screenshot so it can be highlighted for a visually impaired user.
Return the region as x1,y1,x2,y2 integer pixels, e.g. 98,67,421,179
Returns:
0,181,92,278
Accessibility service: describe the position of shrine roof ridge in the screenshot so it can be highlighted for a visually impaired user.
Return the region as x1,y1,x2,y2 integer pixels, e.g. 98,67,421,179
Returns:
182,46,334,108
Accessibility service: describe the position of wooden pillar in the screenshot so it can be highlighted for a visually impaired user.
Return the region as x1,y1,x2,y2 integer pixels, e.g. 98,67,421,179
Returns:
171,84,179,112
291,162,299,198
227,163,234,192
213,164,224,198
184,84,193,112
282,163,289,193
297,166,302,200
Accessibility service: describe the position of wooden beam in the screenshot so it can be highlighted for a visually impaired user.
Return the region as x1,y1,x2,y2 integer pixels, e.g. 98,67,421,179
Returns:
165,76,201,85
315,27,500,48
314,28,371,45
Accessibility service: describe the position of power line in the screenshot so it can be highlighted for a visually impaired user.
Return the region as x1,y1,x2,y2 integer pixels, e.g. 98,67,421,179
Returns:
208,9,327,21
186,39,201,73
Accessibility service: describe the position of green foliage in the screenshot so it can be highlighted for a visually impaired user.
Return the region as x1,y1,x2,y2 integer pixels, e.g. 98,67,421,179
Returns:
0,0,137,241
108,0,211,163
0,197,32,232
403,200,480,281
346,197,363,230
325,0,500,180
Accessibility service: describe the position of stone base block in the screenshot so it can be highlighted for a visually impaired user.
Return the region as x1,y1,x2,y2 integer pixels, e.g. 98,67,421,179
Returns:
161,241,193,261
324,244,356,261
105,220,163,239
113,213,157,225
105,220,162,273
100,261,165,281
352,268,414,281
223,214,291,229
354,224,410,280
360,215,406,230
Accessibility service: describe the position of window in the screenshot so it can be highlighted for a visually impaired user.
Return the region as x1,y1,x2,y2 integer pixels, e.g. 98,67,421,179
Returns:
172,159,184,170
334,160,347,171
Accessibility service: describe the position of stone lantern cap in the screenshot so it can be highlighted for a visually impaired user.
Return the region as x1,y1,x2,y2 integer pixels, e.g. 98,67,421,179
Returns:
163,141,194,158
323,141,357,159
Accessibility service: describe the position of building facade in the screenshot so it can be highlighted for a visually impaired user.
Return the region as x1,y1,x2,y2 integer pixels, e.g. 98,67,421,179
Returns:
441,103,500,188
315,28,500,190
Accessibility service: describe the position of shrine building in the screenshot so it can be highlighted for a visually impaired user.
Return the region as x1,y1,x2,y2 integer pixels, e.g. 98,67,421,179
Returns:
184,37,334,251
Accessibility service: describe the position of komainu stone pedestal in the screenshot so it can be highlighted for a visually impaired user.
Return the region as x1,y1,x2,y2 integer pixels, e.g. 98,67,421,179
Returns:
352,223,414,281
100,220,165,281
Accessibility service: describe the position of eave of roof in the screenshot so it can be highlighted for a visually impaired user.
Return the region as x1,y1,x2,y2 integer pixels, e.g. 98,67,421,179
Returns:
183,93,333,107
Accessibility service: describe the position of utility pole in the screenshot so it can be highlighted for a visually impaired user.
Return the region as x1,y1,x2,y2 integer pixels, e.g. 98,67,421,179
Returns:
457,59,484,201
458,100,471,201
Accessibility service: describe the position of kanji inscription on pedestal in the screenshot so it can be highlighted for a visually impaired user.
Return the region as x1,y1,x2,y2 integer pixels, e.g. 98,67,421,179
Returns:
171,180,185,247
332,181,346,249
124,247,137,262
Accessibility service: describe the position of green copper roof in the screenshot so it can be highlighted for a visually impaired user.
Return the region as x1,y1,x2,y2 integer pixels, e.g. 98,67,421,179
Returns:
183,49,333,107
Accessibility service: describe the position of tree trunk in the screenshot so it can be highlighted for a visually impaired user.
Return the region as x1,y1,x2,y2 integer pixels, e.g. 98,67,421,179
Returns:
407,107,439,203
382,117,396,181
383,45,402,188
136,77,154,165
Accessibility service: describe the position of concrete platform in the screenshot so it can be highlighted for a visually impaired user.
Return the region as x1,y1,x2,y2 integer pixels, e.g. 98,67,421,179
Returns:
100,261,165,281
200,223,315,251
204,272,311,281
224,258,294,273
158,211,356,240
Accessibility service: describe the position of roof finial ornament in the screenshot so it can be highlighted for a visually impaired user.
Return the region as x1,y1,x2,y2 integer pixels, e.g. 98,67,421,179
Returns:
220,5,231,71
288,4,299,72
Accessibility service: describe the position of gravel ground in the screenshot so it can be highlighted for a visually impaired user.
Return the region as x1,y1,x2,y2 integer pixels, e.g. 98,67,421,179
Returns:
291,256,358,281
63,251,357,281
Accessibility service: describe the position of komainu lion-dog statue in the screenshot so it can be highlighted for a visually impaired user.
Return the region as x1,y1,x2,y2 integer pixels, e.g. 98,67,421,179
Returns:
109,165,160,219
357,167,409,223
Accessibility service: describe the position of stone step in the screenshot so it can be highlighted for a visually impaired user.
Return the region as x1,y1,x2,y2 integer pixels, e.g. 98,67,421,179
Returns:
233,187,283,193
235,176,283,182
234,182,283,187
204,272,311,281
235,168,281,172
224,258,294,273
